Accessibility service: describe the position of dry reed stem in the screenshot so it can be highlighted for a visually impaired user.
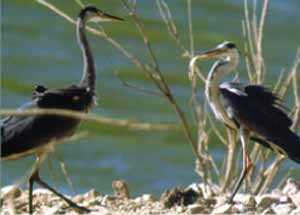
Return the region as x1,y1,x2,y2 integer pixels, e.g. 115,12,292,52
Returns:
0,109,178,131
120,0,204,165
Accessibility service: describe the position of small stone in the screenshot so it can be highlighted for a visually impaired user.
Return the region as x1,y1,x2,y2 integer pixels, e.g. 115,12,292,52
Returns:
211,203,233,214
160,187,199,208
176,206,185,213
290,192,300,208
90,206,112,215
272,203,295,215
245,196,256,208
141,194,155,202
112,180,130,199
257,194,280,209
188,204,205,214
72,195,84,204
33,188,52,196
84,189,101,201
291,207,300,215
279,195,291,204
214,195,228,208
234,194,256,208
282,178,300,195
101,195,116,206
43,203,64,215
261,208,275,215
1,185,22,200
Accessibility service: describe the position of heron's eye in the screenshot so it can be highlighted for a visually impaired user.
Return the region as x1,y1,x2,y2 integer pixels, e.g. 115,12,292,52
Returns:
226,43,236,49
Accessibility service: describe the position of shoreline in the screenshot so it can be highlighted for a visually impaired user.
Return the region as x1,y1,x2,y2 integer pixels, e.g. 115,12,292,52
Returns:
1,178,299,214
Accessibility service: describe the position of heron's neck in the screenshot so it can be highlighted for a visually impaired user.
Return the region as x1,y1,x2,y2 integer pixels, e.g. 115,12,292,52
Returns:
205,57,238,128
77,18,96,92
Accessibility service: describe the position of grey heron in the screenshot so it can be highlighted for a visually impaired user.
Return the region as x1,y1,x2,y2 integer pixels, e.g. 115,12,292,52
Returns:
189,41,300,202
1,6,123,214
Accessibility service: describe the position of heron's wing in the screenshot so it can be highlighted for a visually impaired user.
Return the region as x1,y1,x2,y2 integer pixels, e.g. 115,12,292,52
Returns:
1,99,39,159
220,82,292,129
219,83,300,163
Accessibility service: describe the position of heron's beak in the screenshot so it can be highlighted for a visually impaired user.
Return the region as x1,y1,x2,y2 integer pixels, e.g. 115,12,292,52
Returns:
194,47,227,60
96,11,124,22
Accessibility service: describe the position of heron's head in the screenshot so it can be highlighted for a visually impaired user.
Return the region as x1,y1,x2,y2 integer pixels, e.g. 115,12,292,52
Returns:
79,6,123,23
194,41,239,61
189,41,240,80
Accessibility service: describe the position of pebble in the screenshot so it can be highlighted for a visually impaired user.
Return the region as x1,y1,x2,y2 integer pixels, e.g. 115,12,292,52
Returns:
83,189,101,201
1,185,22,199
272,203,295,214
112,180,130,199
291,207,300,215
234,193,256,208
282,178,300,195
261,207,275,214
256,194,280,209
211,203,234,214
72,194,84,204
176,206,185,213
1,180,299,215
188,204,205,214
134,194,155,204
290,192,300,208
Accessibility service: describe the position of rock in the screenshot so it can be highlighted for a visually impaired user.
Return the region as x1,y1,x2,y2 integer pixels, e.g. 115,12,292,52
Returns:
134,194,155,204
90,206,112,215
272,203,295,214
1,185,22,200
43,202,64,215
257,194,280,209
141,194,156,202
188,204,205,214
100,195,116,206
84,189,101,201
261,208,275,215
160,187,200,208
176,206,185,213
112,180,130,199
279,196,291,204
282,178,300,195
291,207,300,215
290,192,300,208
212,203,235,214
72,194,84,204
234,203,250,213
234,194,256,208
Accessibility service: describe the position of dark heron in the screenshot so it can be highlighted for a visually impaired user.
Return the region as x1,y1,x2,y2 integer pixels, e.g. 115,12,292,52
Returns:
1,6,123,214
189,41,300,202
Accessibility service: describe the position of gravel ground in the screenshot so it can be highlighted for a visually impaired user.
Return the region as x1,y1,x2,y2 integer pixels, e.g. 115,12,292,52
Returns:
1,178,299,214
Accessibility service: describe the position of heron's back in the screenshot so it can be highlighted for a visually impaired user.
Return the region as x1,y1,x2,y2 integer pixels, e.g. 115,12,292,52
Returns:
1,85,94,160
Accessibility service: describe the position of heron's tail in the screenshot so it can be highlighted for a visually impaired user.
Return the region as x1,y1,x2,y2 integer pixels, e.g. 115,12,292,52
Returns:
271,129,300,164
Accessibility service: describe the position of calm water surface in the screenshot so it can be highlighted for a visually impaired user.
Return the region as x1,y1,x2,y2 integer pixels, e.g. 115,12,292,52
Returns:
1,0,299,196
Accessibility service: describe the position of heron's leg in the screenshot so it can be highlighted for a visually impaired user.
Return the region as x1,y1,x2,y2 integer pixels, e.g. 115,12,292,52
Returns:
228,129,253,202
28,170,36,214
29,171,91,213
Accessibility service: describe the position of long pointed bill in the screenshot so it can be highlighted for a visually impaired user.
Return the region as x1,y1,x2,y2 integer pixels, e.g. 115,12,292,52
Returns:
194,47,227,60
188,47,226,81
94,12,124,22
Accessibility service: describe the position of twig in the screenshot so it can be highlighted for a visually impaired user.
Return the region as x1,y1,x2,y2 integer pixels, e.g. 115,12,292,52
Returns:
0,109,178,131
